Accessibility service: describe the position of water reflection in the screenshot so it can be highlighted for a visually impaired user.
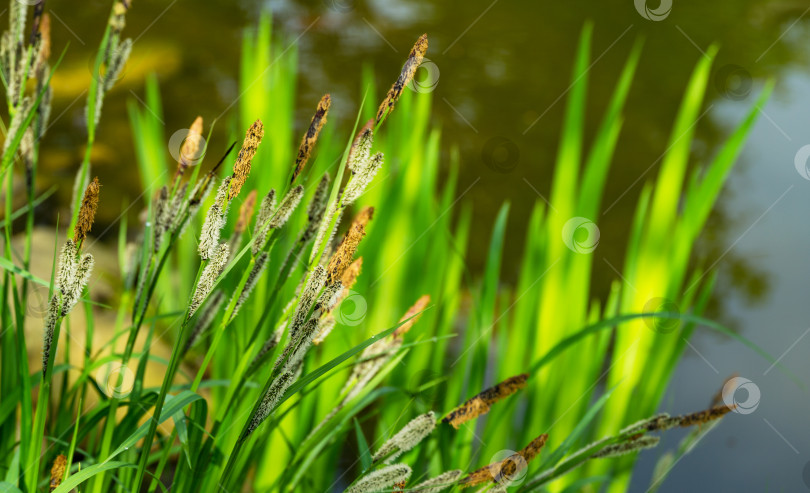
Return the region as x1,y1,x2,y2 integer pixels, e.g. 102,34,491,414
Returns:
26,1,807,287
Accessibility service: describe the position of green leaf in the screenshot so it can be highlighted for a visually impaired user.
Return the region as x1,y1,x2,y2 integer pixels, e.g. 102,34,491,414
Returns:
52,462,135,493
0,481,23,493
108,390,204,461
541,383,620,469
354,418,372,471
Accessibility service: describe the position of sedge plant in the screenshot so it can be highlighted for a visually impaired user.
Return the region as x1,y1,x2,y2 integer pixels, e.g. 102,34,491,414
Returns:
0,3,787,493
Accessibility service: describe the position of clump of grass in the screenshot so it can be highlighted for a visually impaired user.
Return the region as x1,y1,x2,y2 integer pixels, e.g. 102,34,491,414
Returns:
0,3,786,492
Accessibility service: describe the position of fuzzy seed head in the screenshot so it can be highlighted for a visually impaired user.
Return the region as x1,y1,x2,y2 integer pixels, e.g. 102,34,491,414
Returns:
198,178,231,259
20,127,34,173
56,240,79,295
309,175,331,222
410,470,463,493
231,252,269,320
102,38,131,93
264,323,286,355
62,254,94,316
313,315,336,345
373,412,436,463
153,186,171,252
289,265,327,341
183,290,225,355
189,243,229,317
309,200,341,264
593,436,660,459
344,152,383,205
250,324,285,373
252,189,277,255
286,318,320,371
42,295,60,375
36,71,53,140
247,366,296,438
346,464,412,493
270,185,305,229
3,97,31,156
301,174,331,243
347,121,374,174
166,182,188,232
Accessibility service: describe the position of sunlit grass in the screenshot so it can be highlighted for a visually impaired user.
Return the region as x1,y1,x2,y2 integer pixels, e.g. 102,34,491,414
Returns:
0,3,785,492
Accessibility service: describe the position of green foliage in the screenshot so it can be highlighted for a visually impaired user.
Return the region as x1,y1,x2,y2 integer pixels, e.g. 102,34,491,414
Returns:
0,4,782,493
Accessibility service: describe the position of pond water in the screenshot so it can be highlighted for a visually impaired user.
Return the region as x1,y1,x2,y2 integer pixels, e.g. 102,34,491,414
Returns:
22,0,810,490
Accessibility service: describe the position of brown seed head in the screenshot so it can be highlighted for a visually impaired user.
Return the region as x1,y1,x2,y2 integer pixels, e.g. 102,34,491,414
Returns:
326,207,373,285
74,177,100,243
376,34,428,125
443,374,529,429
394,294,430,338
50,454,66,491
38,13,51,66
177,116,204,175
235,190,257,235
459,434,548,488
341,257,363,290
230,119,264,200
675,404,734,428
292,94,331,184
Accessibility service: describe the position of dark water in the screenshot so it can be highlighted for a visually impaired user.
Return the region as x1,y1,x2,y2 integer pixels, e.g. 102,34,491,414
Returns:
19,0,810,490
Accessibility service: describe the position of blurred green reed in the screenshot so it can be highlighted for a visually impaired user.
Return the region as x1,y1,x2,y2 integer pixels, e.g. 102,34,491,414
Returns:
0,3,784,493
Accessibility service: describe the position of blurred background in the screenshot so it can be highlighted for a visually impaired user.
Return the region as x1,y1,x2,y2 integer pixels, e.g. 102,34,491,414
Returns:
11,0,810,490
